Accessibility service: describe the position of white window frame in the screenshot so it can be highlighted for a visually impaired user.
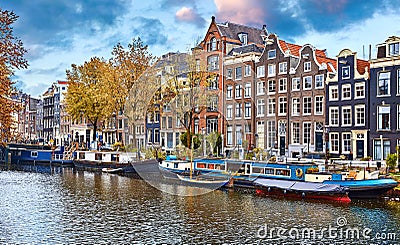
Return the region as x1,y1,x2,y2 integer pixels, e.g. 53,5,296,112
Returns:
244,102,251,118
303,76,312,90
378,105,391,130
329,85,339,101
244,83,251,98
315,96,324,115
257,81,265,95
292,122,300,144
235,66,242,80
315,74,324,89
398,104,400,130
292,77,300,91
257,66,265,78
278,96,287,116
342,84,351,100
268,49,276,59
279,62,287,74
292,98,300,116
329,133,340,153
235,84,242,99
342,132,352,153
355,82,365,99
227,68,233,79
226,85,233,100
355,104,365,126
329,107,339,127
342,106,352,126
278,78,287,93
244,64,251,77
268,80,276,94
235,103,242,118
268,64,276,77
304,61,311,72
378,71,390,97
257,99,265,117
342,66,350,79
397,69,400,96
303,97,312,115
267,98,275,116
226,105,233,120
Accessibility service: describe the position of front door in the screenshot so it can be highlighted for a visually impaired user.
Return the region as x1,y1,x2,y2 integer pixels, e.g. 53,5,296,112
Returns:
315,132,323,152
356,140,364,158
279,136,285,156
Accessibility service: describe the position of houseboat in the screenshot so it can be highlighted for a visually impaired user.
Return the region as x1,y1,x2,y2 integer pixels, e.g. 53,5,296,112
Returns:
73,150,137,172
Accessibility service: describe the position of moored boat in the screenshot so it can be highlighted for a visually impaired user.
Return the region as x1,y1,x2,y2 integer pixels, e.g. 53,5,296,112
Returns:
73,150,136,172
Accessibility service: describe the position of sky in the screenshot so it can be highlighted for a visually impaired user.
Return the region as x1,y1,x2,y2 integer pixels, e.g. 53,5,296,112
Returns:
3,0,400,97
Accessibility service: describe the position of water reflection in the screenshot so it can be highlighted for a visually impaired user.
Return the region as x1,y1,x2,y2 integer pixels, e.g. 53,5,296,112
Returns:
0,168,399,244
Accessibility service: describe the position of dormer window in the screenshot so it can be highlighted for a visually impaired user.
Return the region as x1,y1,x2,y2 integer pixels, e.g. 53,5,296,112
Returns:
389,42,399,56
211,37,217,51
238,33,248,45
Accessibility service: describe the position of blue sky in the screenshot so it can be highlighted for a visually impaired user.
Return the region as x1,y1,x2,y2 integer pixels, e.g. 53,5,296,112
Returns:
3,0,400,97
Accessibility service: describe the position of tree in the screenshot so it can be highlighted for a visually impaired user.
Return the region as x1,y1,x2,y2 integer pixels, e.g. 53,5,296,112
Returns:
65,57,114,142
206,131,222,156
386,153,398,171
180,132,201,149
110,38,155,147
0,9,28,145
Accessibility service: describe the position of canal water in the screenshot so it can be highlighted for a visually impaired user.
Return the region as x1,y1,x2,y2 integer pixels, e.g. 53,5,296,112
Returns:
1,167,400,244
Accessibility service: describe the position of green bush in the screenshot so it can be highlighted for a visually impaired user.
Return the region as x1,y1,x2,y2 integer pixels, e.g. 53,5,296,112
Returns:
386,153,398,171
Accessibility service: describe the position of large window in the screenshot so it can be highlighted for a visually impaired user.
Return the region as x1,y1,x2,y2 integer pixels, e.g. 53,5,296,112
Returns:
278,97,287,115
267,121,276,148
378,72,390,96
236,125,242,145
342,84,351,100
268,64,276,77
329,86,339,101
378,106,390,130
315,75,324,88
226,105,233,119
257,66,265,77
330,133,339,153
279,78,287,92
315,96,323,115
330,107,339,126
279,62,287,74
342,106,352,126
268,49,276,59
292,78,300,91
268,98,275,115
227,85,233,99
389,42,399,56
292,98,300,116
303,97,312,115
268,80,276,93
245,102,251,118
235,103,242,118
235,84,242,98
207,55,219,71
374,139,391,160
355,82,365,99
244,65,251,77
342,133,351,153
257,81,265,95
244,83,251,98
303,76,312,90
355,105,365,126
207,118,218,133
227,126,233,145
303,122,311,145
257,99,265,116
235,66,242,80
292,122,300,144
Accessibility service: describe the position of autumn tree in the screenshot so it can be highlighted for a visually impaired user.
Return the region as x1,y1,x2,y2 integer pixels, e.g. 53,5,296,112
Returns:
110,38,155,147
0,9,28,145
65,57,114,142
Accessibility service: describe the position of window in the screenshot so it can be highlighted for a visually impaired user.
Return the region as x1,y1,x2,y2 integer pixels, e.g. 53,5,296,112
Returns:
227,126,233,145
267,98,275,115
167,117,173,129
226,85,233,99
330,107,339,126
303,97,312,115
225,69,233,80
235,66,242,80
226,105,233,119
378,72,390,96
238,33,248,45
267,121,276,148
210,37,217,51
342,66,350,79
257,81,265,95
304,62,311,72
278,97,287,115
342,84,351,100
245,102,251,118
176,114,181,127
279,62,287,74
315,96,323,115
244,83,251,98
207,55,219,71
329,86,339,101
236,125,242,145
303,76,312,90
278,78,287,92
196,59,200,72
292,122,300,144
268,80,276,93
268,64,276,77
257,99,265,116
378,106,390,130
257,66,265,77
207,95,218,111
355,105,365,126
330,133,339,153
374,140,391,160
268,49,276,59
208,76,218,90
302,122,312,147
315,75,324,88
292,98,300,116
342,133,351,153
389,42,399,56
342,106,352,126
235,84,242,98
244,65,251,77
292,78,300,91
355,82,365,99
398,70,400,95
398,105,400,130
235,103,242,118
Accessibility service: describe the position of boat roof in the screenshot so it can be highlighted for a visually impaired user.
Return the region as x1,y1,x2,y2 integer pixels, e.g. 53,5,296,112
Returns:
255,178,346,193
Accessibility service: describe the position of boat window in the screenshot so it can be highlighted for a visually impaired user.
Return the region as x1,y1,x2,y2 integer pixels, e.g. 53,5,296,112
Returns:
31,151,38,157
174,163,178,168
264,168,274,175
197,163,206,169
252,167,264,174
208,164,215,169
111,154,119,162
79,152,85,159
95,153,102,161
276,169,290,176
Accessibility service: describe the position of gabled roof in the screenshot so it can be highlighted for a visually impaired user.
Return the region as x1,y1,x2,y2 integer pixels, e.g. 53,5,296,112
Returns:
278,39,327,57
216,21,267,45
356,59,369,75
227,43,263,56
316,55,336,72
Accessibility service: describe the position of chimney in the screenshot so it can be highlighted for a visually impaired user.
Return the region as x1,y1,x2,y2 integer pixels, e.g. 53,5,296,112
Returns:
211,16,215,22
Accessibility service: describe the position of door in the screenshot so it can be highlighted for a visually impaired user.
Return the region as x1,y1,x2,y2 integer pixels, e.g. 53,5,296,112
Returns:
279,136,285,156
315,132,323,152
356,140,364,158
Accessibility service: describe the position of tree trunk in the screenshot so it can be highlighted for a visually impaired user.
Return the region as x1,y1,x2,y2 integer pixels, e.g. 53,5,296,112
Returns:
93,122,97,142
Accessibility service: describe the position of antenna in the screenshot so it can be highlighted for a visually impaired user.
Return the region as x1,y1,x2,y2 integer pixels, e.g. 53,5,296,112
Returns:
363,45,365,60
369,44,372,61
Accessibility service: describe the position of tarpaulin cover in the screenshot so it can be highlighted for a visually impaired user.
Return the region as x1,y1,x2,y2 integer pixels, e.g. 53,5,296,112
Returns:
254,178,347,193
